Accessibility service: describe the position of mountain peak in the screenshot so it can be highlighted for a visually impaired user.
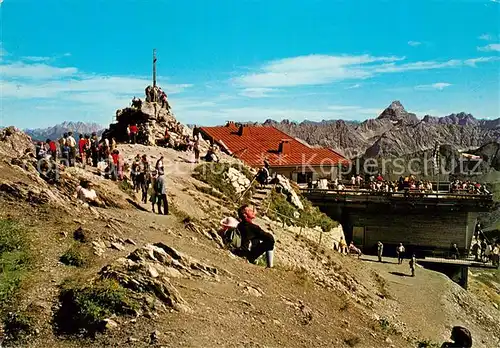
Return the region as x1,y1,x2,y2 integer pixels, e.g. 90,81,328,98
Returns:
377,100,418,124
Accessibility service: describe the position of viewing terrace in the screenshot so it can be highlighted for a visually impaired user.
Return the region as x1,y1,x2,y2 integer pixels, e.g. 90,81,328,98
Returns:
300,181,494,212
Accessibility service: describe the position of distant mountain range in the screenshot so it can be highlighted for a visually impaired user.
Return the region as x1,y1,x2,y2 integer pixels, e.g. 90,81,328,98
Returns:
264,101,500,159
24,121,105,141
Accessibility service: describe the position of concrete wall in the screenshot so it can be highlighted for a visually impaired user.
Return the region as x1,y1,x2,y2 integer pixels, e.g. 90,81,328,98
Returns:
334,209,473,257
287,224,345,250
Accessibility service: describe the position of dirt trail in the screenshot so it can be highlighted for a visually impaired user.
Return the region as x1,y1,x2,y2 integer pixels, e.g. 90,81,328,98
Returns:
361,255,500,347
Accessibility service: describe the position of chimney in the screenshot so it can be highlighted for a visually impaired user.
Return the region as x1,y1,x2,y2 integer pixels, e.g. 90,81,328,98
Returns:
278,139,291,155
226,121,235,127
237,124,248,136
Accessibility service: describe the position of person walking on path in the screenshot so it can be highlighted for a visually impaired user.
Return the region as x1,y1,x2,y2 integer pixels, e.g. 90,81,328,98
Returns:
377,241,384,262
155,170,168,215
397,243,405,264
409,253,416,277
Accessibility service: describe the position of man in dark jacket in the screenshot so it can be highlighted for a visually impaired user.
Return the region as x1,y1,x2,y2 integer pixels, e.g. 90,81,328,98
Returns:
237,205,275,268
441,326,472,347
155,170,168,215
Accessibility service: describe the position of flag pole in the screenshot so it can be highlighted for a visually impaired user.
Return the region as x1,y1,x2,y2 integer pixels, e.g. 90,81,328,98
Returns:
153,49,157,88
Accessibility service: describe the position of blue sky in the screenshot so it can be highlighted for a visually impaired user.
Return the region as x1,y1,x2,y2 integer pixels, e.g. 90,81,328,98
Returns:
0,0,499,129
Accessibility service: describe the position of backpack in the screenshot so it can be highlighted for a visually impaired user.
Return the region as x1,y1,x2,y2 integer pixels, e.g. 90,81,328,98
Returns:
223,227,242,250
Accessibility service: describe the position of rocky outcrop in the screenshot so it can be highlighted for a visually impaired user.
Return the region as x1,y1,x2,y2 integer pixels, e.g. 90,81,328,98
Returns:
104,93,190,146
275,174,304,210
225,167,251,195
99,243,219,313
0,126,35,158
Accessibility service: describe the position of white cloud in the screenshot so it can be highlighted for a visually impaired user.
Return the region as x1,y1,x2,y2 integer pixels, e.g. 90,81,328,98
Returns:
373,60,461,73
408,41,422,47
465,56,500,66
478,43,500,52
0,62,78,79
234,54,495,89
491,0,499,3
234,54,404,88
22,56,52,62
479,34,493,41
415,82,452,91
0,58,193,128
345,84,361,89
239,87,278,98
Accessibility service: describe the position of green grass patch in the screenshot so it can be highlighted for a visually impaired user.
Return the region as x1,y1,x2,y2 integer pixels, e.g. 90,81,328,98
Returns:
60,244,92,267
3,311,37,342
194,184,227,201
378,318,398,335
0,219,32,309
265,189,338,232
118,179,135,198
54,278,139,336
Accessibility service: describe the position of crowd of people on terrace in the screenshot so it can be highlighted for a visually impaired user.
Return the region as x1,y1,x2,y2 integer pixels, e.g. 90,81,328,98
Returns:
308,173,491,196
471,223,500,266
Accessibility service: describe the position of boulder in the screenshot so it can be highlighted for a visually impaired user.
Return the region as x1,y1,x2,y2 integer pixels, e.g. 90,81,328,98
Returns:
98,242,219,313
275,175,304,210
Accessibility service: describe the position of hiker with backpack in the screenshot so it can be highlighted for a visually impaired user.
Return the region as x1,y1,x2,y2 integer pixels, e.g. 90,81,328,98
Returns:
237,205,275,268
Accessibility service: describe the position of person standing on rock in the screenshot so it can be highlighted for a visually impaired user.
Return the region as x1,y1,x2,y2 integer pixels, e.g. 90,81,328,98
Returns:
397,243,405,264
66,131,77,167
90,133,99,167
129,124,138,144
237,205,275,268
140,154,151,204
377,241,384,262
338,236,347,255
409,253,416,277
47,138,57,161
149,170,158,213
155,170,168,215
193,136,200,163
155,156,164,173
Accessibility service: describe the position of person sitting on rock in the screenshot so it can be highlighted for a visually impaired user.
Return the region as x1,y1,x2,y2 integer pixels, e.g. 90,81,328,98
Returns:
75,180,102,206
441,326,472,347
237,204,275,268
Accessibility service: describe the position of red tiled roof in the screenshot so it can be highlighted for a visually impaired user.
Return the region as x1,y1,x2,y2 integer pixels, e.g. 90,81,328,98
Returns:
200,123,349,167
